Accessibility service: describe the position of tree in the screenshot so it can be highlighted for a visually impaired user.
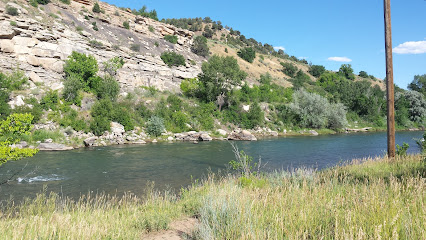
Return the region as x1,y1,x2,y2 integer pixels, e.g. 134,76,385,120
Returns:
280,62,298,77
92,2,101,13
197,55,247,105
191,36,209,57
338,64,355,80
408,74,426,97
308,65,326,77
0,113,38,167
160,51,186,67
63,51,99,92
237,47,256,63
359,71,369,78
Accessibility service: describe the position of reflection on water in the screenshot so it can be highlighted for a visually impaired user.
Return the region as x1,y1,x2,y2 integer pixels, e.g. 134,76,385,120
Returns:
0,131,423,202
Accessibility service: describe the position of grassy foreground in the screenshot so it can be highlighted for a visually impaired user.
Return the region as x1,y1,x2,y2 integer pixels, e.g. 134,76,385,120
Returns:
0,154,425,239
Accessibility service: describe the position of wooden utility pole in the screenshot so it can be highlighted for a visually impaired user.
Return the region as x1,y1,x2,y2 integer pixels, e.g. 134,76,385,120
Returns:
384,0,395,157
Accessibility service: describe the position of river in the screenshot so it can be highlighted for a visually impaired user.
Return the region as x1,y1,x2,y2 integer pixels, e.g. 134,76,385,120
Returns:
0,131,423,202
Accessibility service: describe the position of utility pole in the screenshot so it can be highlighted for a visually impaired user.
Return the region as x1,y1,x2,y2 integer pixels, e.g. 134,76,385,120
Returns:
384,0,395,158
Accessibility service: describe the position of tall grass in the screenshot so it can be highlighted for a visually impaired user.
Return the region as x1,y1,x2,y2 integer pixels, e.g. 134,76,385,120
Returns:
0,154,424,239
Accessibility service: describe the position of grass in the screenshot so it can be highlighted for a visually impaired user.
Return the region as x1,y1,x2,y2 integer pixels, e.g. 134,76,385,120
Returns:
0,154,424,239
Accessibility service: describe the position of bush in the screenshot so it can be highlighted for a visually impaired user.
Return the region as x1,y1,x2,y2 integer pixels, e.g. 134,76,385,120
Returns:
62,74,83,105
191,36,209,57
59,0,70,4
146,116,165,137
92,2,101,13
40,90,59,110
338,64,355,80
123,21,130,29
288,89,347,129
180,78,200,97
359,71,369,78
37,0,50,4
160,52,185,67
103,57,125,76
280,62,298,77
130,44,140,52
90,116,110,136
164,35,178,44
148,26,155,32
308,65,326,78
89,40,103,48
237,47,256,63
10,21,17,27
29,0,38,7
96,75,120,101
92,22,99,31
6,6,19,16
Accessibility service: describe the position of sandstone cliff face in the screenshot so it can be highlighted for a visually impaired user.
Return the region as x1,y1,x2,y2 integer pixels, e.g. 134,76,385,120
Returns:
0,0,203,97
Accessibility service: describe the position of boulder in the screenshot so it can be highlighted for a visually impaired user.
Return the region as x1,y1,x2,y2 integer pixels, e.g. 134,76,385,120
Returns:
227,130,257,141
0,25,16,39
199,133,213,141
27,55,41,66
167,136,174,141
38,143,73,151
84,136,98,146
0,39,14,53
216,129,228,136
29,72,43,83
309,130,319,136
110,122,125,135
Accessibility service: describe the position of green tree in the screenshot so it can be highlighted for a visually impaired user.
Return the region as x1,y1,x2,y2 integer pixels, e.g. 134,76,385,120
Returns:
191,36,209,57
308,65,326,78
338,64,355,80
160,52,185,67
63,51,99,92
280,62,298,77
359,71,369,78
408,74,426,96
96,75,120,101
0,113,38,166
164,35,178,44
197,55,247,106
237,47,256,63
92,2,101,13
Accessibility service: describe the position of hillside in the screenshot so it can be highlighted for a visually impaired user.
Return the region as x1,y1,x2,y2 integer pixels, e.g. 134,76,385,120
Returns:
0,0,423,151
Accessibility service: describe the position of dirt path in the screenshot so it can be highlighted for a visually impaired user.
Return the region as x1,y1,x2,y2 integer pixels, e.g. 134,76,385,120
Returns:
143,217,198,240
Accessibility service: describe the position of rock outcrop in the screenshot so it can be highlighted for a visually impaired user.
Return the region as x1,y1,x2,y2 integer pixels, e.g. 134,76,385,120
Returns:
227,130,257,141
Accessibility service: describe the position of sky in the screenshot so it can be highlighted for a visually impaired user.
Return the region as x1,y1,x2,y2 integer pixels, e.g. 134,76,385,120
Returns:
104,0,426,89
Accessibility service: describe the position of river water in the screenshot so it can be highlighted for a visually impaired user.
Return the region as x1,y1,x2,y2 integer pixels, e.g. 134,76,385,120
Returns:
0,131,423,202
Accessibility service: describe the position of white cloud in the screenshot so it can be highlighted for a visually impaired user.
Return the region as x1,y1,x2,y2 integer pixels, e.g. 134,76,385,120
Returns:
393,40,426,54
327,57,352,62
273,46,285,51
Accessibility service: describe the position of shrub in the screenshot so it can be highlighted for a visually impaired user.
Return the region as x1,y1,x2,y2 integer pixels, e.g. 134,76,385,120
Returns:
308,65,326,77
160,52,185,67
103,57,125,76
6,6,19,16
148,26,154,32
237,47,256,63
59,0,70,4
96,75,120,101
146,116,165,137
92,22,98,31
280,62,298,77
191,36,209,57
288,89,347,129
37,0,50,4
130,44,140,52
92,2,101,13
338,64,355,80
154,41,159,47
89,40,103,48
164,35,178,44
29,0,38,7
76,26,84,32
180,78,200,97
40,90,59,111
359,71,369,78
10,21,17,27
123,21,130,29
62,74,83,105
90,116,110,136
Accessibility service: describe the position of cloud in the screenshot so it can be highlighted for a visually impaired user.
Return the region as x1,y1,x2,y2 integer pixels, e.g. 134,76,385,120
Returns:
393,40,426,54
273,46,285,51
327,57,352,62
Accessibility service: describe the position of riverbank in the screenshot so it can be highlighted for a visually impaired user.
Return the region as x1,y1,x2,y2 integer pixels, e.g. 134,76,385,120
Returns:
0,154,424,239
17,122,425,151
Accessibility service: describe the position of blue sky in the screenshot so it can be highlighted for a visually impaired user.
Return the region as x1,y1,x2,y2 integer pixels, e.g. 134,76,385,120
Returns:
104,0,426,89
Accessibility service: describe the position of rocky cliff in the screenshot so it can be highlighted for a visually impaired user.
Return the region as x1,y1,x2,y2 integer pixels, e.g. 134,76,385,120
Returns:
0,0,203,104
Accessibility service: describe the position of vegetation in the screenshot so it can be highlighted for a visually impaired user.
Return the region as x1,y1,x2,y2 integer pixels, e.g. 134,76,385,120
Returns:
280,62,298,77
130,44,140,52
132,5,158,21
0,153,424,239
237,47,256,63
92,2,101,13
146,116,165,137
160,52,186,67
123,21,130,29
408,74,426,97
308,64,326,77
5,6,19,16
59,0,71,4
36,0,50,4
164,35,178,44
191,36,209,57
